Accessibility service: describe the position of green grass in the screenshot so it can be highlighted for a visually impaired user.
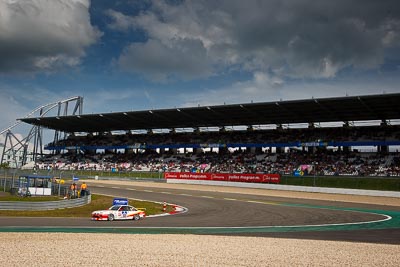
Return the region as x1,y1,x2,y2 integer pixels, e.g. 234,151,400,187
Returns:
0,195,63,201
281,175,400,191
0,194,173,217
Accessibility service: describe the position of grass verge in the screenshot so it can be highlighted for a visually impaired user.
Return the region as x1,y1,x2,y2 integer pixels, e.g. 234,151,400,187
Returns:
0,194,173,217
281,176,400,191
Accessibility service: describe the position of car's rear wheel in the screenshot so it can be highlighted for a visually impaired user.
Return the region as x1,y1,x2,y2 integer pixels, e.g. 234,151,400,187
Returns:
133,214,140,221
108,214,114,221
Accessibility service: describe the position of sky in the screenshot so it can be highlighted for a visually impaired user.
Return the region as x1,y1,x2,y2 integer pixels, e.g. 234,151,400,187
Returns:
1,0,400,137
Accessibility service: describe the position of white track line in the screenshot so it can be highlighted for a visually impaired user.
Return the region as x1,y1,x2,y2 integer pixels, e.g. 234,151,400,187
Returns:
91,192,392,229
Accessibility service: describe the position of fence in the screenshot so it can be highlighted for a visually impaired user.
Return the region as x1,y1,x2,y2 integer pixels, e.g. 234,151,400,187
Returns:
0,194,91,210
0,177,70,197
2,167,400,192
0,168,164,182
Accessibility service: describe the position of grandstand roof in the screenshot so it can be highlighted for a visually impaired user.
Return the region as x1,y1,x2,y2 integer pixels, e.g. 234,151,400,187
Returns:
19,93,400,133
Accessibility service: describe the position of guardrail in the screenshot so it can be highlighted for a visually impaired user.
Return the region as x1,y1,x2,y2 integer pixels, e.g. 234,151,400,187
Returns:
167,179,400,198
0,195,91,211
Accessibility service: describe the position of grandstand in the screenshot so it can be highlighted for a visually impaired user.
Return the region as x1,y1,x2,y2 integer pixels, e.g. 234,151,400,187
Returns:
18,93,400,177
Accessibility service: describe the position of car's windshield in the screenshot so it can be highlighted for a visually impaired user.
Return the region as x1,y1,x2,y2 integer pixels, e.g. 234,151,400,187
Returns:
109,206,120,211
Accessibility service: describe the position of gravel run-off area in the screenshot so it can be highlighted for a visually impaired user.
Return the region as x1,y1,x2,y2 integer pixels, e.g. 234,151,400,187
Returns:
1,180,400,266
1,233,400,266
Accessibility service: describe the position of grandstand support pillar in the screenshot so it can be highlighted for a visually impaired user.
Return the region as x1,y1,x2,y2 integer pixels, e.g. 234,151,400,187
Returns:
159,148,165,155
255,147,262,154
195,148,202,154
379,145,388,154
316,146,327,153
52,96,83,154
32,125,43,163
147,148,157,155
171,148,178,155
343,146,350,153
250,147,256,154
219,146,228,154
125,148,133,154
276,147,283,154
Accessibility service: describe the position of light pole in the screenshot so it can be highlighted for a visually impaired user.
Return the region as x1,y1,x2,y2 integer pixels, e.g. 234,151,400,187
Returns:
313,162,318,187
58,171,64,196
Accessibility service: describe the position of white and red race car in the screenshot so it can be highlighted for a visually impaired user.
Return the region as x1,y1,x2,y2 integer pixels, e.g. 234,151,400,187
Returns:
91,205,146,221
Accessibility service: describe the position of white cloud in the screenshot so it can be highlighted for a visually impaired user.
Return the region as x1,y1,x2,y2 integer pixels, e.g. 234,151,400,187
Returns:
106,9,136,32
0,0,101,73
178,72,284,107
177,70,400,108
0,90,30,133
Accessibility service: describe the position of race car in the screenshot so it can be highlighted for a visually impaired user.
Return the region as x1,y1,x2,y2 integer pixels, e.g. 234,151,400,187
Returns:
91,205,146,221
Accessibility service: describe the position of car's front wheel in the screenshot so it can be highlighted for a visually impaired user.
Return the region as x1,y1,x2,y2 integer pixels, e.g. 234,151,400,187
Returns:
133,214,140,221
108,214,114,221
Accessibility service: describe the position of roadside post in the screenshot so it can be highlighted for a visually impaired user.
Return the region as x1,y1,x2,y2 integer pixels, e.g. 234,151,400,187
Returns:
58,171,64,196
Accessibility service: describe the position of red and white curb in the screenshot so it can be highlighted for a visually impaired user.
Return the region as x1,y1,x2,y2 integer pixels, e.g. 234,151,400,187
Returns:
147,202,188,218
93,194,188,218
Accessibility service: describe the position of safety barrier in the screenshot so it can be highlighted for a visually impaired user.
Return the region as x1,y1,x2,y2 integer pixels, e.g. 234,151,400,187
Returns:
0,194,91,211
166,179,400,198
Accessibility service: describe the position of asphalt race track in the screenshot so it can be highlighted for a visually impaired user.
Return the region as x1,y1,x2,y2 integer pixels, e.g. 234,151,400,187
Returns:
1,181,400,244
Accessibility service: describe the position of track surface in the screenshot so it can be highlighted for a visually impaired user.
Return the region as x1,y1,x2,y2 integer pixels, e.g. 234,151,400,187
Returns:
1,181,399,244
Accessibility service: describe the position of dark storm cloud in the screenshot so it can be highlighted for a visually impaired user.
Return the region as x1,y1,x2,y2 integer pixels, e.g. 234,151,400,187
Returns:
118,37,211,81
225,0,400,76
109,0,400,80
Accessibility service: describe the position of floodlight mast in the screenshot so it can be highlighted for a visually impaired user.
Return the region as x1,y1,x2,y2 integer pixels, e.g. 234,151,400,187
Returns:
0,96,83,169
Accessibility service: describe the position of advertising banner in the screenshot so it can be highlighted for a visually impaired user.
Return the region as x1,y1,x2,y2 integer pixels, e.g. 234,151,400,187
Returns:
164,172,280,183
113,198,128,205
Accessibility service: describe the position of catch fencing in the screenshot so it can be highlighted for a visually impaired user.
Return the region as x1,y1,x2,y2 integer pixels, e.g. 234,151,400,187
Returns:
0,177,70,197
